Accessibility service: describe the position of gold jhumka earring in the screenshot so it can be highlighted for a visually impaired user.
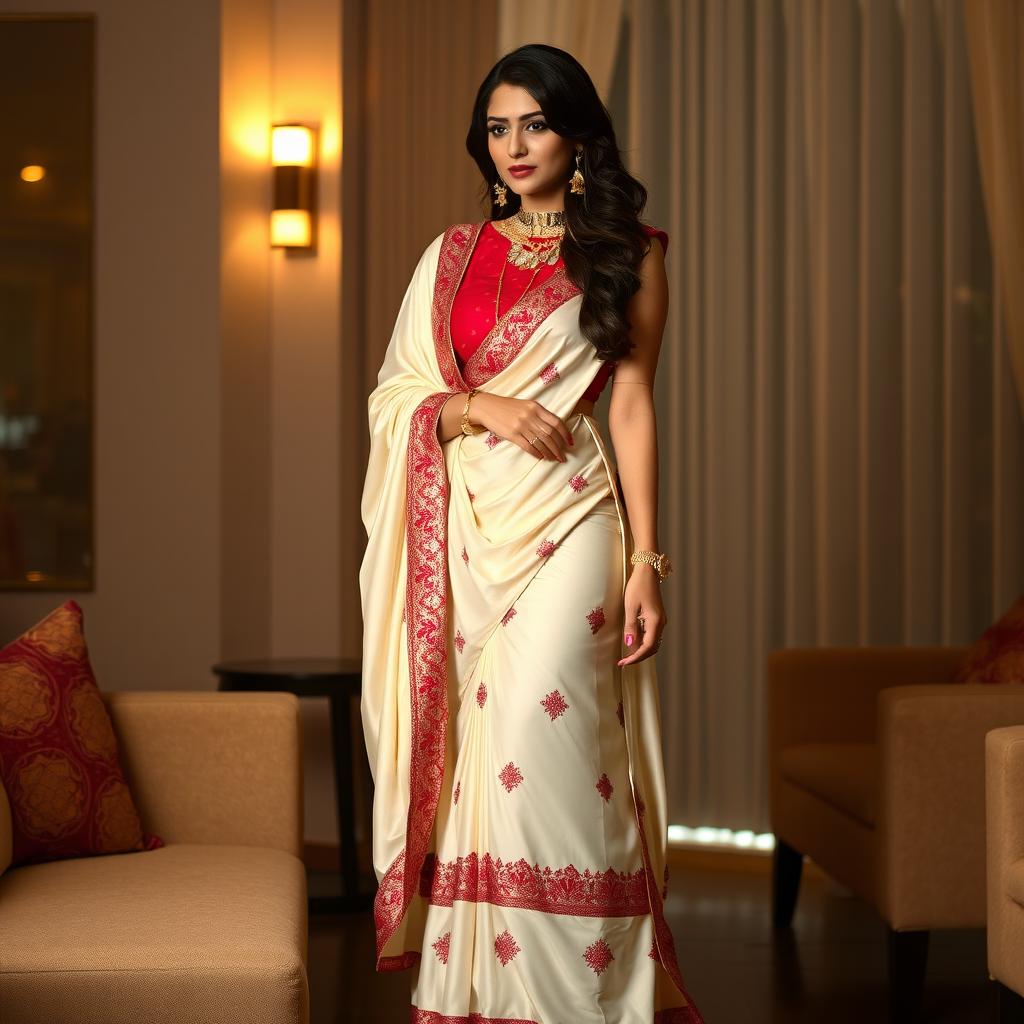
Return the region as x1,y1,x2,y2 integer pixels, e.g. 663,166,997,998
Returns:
569,149,586,195
493,177,508,207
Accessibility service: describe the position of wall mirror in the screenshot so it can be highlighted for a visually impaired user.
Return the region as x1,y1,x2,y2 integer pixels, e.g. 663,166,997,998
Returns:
0,14,94,590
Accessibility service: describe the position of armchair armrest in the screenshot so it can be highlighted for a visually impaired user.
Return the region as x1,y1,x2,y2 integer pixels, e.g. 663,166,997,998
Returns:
986,725,1024,982
103,691,303,859
877,685,1024,929
767,647,969,821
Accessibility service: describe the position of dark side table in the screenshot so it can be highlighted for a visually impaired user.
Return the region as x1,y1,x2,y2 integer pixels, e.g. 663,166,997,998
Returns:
212,656,371,914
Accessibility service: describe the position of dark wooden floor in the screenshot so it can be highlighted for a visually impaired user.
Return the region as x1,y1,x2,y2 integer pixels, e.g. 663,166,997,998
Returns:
306,857,995,1023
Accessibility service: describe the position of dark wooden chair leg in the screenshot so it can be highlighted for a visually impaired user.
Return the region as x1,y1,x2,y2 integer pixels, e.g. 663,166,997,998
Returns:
888,927,929,1024
771,838,804,928
995,981,1024,1024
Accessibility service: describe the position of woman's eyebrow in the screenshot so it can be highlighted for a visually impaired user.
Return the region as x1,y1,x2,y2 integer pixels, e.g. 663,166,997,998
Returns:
486,110,544,123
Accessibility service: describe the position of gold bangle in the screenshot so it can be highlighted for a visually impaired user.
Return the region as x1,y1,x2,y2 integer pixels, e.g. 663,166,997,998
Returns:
461,389,484,436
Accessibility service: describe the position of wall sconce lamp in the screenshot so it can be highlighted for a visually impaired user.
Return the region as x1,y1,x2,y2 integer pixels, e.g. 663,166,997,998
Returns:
271,123,318,252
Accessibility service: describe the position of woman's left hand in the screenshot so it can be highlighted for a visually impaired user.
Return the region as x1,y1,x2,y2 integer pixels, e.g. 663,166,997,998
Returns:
617,565,665,666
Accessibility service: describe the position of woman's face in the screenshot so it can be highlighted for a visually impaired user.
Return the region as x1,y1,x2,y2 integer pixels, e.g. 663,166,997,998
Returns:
486,83,576,210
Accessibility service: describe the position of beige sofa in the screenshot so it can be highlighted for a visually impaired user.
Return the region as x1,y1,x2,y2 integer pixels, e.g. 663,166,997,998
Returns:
0,691,310,1024
986,724,1024,1022
768,645,1024,1022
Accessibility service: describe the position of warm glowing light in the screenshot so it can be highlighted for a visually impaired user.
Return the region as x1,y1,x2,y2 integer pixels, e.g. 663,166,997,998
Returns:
272,125,315,167
668,824,776,852
20,165,45,182
271,209,312,248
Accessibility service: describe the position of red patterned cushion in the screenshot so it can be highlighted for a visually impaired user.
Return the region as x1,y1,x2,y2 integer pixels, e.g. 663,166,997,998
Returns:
0,600,164,867
952,593,1024,684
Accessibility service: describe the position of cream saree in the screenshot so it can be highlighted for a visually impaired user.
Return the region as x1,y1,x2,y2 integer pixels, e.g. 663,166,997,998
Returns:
359,222,704,1023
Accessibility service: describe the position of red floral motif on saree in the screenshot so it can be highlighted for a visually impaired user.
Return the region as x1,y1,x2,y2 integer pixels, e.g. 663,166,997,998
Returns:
467,487,476,502
494,929,521,966
536,539,557,559
596,772,614,802
501,607,517,626
484,432,502,449
432,930,451,964
568,472,588,492
539,361,560,384
461,545,469,566
454,630,465,653
540,689,569,721
476,681,487,708
587,606,607,634
498,762,523,792
418,851,650,917
583,937,614,975
453,781,461,805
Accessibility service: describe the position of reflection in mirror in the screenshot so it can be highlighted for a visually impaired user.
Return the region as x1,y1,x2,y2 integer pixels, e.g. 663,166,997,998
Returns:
0,15,94,589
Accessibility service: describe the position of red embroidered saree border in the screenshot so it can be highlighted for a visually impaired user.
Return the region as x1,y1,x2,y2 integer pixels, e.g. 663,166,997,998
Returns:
417,850,650,917
373,391,453,969
411,1010,537,1024
410,1008,703,1023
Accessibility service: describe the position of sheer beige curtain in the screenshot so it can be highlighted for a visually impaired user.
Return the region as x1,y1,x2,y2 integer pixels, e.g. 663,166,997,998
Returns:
624,0,1024,833
497,0,625,98
963,0,1024,407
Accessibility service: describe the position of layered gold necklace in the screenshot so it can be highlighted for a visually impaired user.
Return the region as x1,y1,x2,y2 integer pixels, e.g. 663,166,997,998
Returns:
490,209,566,324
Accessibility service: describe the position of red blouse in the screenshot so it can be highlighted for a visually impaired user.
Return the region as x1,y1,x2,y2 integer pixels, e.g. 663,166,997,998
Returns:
450,222,669,403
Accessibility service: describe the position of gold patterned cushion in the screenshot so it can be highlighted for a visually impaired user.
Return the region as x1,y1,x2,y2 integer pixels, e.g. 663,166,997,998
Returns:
0,600,163,867
952,593,1024,684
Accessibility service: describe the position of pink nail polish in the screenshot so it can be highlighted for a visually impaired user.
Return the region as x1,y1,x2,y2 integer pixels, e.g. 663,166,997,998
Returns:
625,633,634,647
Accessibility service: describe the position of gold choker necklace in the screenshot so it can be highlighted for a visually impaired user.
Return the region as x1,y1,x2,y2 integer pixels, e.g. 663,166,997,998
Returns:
514,209,565,232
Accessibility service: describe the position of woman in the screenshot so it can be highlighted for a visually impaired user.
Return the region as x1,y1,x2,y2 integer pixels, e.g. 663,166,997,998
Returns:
360,43,705,1024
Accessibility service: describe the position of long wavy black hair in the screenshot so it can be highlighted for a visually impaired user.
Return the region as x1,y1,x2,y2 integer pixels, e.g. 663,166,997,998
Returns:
465,43,657,364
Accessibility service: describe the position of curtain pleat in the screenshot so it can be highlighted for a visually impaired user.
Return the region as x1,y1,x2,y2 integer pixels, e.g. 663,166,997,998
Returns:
497,0,625,100
624,0,1024,834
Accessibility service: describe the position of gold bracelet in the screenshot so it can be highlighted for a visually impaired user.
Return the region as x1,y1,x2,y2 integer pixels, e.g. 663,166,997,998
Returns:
461,389,485,436
630,549,673,582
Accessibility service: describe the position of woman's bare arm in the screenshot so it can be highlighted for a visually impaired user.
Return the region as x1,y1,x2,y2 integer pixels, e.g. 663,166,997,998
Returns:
607,237,669,558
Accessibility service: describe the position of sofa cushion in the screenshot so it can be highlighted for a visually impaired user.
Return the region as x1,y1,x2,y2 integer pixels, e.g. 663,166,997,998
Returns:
0,600,163,867
953,592,1024,684
0,843,308,1022
780,742,876,827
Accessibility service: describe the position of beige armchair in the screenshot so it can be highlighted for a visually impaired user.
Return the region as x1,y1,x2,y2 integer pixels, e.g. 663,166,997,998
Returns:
768,645,1024,1022
0,691,310,1024
986,725,1024,1023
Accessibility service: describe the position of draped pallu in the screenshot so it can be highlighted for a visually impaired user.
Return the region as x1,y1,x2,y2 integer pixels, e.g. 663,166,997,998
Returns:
360,222,704,1023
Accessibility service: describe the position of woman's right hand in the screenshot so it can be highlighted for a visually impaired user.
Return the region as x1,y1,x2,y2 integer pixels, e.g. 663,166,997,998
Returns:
472,393,575,462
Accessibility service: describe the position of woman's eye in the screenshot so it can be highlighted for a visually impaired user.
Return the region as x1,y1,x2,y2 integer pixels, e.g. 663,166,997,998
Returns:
488,121,547,136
